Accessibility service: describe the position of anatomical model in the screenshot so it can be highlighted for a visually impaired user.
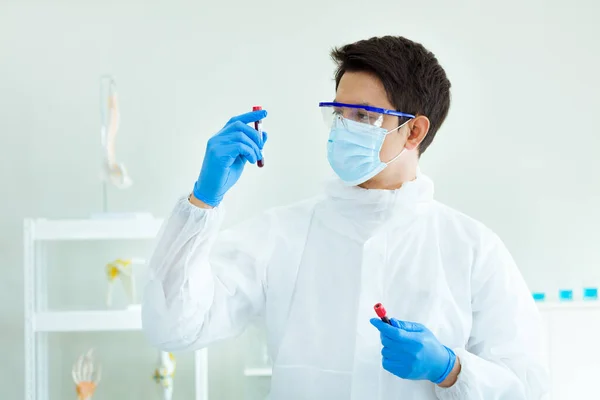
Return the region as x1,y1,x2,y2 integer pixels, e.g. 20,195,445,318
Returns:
72,349,101,400
100,76,132,189
152,351,176,400
105,258,144,307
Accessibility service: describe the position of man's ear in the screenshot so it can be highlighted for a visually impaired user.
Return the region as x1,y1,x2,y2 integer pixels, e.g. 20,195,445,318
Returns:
404,115,430,151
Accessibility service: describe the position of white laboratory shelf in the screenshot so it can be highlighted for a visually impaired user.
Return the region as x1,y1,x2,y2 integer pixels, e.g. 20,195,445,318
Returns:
32,216,164,241
243,367,273,377
536,301,600,311
33,308,142,332
24,216,210,400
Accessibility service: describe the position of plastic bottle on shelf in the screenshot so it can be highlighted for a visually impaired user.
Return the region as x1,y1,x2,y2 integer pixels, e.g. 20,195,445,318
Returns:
583,287,598,300
530,284,546,302
529,275,547,303
532,292,546,302
581,275,599,301
557,272,580,302
558,288,574,301
581,266,600,301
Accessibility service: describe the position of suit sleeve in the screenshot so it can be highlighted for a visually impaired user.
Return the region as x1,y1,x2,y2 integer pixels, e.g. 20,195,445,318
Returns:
435,233,550,399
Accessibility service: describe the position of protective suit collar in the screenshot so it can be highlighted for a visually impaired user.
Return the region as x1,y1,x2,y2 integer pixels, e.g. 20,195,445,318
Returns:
322,169,434,240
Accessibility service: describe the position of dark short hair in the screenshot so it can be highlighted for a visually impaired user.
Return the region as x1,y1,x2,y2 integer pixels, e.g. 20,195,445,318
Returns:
330,36,451,155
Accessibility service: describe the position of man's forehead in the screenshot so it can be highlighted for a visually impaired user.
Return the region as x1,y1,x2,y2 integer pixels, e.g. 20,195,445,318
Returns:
336,72,393,109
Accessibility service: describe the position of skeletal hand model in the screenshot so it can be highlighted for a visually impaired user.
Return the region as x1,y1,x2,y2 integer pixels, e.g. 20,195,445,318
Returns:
105,258,144,307
72,349,102,400
100,76,132,189
152,351,177,400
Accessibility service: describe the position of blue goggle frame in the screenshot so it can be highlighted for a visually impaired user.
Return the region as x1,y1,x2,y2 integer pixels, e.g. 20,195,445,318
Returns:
318,102,416,120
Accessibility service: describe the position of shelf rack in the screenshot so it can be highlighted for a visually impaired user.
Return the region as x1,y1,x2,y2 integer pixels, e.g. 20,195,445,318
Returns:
23,216,208,400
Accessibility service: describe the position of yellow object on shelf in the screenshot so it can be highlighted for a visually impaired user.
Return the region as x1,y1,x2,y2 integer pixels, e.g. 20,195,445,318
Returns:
106,258,132,281
105,258,144,307
153,351,176,400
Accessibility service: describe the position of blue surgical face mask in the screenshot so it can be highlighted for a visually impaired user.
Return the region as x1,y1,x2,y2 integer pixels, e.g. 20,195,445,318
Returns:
327,116,408,186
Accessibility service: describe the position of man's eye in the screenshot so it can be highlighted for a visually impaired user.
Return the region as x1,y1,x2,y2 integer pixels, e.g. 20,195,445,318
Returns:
357,112,370,122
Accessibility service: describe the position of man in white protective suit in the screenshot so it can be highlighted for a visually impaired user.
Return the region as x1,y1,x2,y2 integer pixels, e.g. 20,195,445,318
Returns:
141,35,549,399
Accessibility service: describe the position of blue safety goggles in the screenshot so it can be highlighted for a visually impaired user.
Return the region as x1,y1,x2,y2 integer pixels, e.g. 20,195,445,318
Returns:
319,102,415,129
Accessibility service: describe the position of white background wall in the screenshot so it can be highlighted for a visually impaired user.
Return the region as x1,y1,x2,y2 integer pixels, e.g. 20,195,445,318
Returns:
2,0,599,398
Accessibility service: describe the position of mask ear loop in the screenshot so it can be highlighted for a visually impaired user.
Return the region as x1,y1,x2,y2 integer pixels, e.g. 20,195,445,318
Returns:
383,118,413,165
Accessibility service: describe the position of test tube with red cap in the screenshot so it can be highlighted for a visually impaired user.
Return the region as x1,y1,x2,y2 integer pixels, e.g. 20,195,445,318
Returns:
374,303,391,325
253,106,264,168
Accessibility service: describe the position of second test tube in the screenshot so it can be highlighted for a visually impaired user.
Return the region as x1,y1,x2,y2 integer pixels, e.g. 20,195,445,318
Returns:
253,105,264,168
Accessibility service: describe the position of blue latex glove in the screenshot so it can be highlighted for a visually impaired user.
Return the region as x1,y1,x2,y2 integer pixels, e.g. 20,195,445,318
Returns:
370,317,456,384
193,110,268,207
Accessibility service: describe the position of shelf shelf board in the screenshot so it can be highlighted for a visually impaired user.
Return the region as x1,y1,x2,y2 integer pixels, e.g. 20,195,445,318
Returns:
29,217,164,241
243,367,272,377
33,308,142,332
536,301,600,311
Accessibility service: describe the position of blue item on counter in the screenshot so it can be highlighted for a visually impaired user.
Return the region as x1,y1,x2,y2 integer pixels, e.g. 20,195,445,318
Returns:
583,287,598,300
532,292,546,302
558,289,573,301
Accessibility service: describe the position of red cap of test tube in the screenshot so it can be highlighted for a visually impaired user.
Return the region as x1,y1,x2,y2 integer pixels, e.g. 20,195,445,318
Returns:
374,303,387,319
253,106,262,111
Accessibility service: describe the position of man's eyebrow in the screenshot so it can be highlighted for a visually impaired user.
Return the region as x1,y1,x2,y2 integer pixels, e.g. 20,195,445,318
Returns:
332,99,374,107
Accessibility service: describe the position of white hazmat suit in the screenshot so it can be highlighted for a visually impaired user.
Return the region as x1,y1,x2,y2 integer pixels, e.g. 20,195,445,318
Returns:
142,172,549,399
